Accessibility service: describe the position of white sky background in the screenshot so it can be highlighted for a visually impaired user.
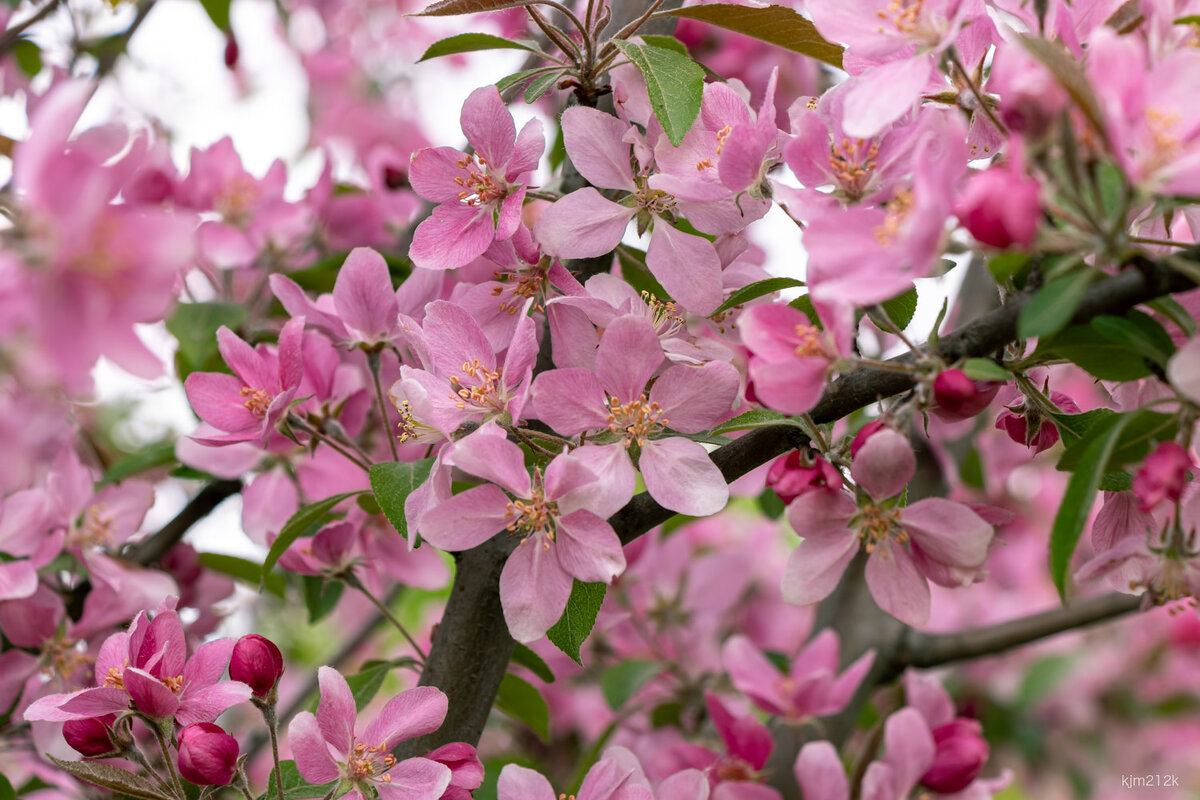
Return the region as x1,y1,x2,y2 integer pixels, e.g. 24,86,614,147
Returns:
2,0,963,560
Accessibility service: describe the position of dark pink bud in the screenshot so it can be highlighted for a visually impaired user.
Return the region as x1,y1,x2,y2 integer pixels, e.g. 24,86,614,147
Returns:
229,634,284,698
223,34,239,70
426,742,484,794
955,167,1041,250
931,369,1001,422
177,723,239,786
63,715,118,758
850,420,887,458
383,165,408,190
1133,441,1192,512
921,718,989,794
767,452,842,504
995,391,1078,453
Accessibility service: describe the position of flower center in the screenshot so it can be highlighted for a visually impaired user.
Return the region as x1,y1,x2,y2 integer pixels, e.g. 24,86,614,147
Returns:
696,124,735,171
873,188,914,245
793,324,828,358
347,740,398,783
240,386,271,416
635,177,676,215
641,291,684,338
217,175,261,223
394,400,437,444
103,660,130,690
876,0,924,34
43,636,92,681
607,394,668,447
75,503,114,548
505,473,559,550
715,757,757,782
454,154,506,206
1145,107,1183,174
447,360,506,413
828,137,879,200
855,503,906,554
492,263,549,314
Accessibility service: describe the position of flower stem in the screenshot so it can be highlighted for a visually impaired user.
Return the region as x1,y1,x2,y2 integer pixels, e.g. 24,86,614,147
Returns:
263,704,285,800
151,718,186,800
343,573,428,663
367,349,399,462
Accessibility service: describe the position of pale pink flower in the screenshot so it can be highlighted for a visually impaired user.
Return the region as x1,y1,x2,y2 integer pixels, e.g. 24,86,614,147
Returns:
738,303,838,416
497,747,656,800
270,248,401,348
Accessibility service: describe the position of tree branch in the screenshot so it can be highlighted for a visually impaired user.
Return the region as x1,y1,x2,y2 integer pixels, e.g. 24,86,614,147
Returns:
121,479,243,566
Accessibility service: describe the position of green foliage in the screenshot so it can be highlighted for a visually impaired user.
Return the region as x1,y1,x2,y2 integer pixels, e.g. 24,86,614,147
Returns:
511,643,555,683
99,440,177,486
198,0,232,31
198,553,287,598
301,576,345,624
166,302,247,379
612,40,705,147
961,358,1010,382
369,460,434,542
710,408,799,435
880,285,919,330
662,3,844,68
711,277,805,316
419,32,540,61
494,673,549,740
255,761,336,800
1017,270,1092,340
601,660,662,710
546,580,606,665
263,491,362,577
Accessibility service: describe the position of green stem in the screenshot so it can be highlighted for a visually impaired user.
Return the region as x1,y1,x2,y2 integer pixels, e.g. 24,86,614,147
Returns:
264,705,285,800
367,349,399,462
343,573,427,663
151,719,186,800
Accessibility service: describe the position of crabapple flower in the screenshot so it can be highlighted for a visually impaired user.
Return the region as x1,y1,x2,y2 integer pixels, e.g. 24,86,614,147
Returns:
409,86,544,270
738,303,838,415
532,315,738,516
270,248,401,348
63,716,118,758
923,718,989,793
722,632,874,722
782,428,995,626
229,634,284,698
1133,442,1192,513
930,369,1001,422
177,723,239,786
417,423,626,642
288,666,451,800
767,451,843,505
185,317,305,446
496,747,656,800
995,391,1079,453
955,164,1041,249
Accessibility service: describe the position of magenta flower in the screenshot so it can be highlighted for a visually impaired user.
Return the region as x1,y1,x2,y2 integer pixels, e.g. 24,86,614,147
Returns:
63,716,118,758
417,423,627,642
184,316,305,446
722,632,874,722
288,667,451,800
782,428,995,626
497,747,656,800
1133,442,1192,513
767,452,843,505
24,601,252,726
229,634,284,698
994,390,1079,453
955,162,1041,250
930,369,1001,422
270,247,401,348
177,723,239,786
738,303,838,416
532,315,739,516
409,86,544,271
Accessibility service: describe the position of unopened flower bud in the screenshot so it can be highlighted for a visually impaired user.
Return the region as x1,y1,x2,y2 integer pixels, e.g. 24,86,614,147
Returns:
932,369,1001,422
177,723,239,786
230,634,284,698
63,715,118,758
1133,441,1192,512
223,34,239,70
955,167,1042,250
995,391,1078,453
921,718,989,793
850,419,887,458
767,452,842,504
989,44,1067,139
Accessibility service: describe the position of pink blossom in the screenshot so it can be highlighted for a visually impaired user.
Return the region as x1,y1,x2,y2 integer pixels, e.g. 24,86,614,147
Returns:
0,488,56,601
930,369,1002,422
531,315,738,516
767,452,843,505
496,747,655,800
409,86,544,270
1133,442,1192,513
782,429,995,626
229,634,284,698
288,666,451,800
955,163,1041,250
416,423,626,642
722,632,874,722
738,303,838,415
795,741,849,800
270,248,401,348
177,723,239,786
994,391,1079,453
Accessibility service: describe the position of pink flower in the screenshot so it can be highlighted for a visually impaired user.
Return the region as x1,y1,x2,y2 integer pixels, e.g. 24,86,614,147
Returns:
1133,441,1192,513
994,391,1079,453
531,315,739,516
229,634,284,698
409,86,544,271
288,666,451,800
184,317,305,446
782,429,995,626
417,424,626,642
177,723,239,786
767,452,843,505
496,747,656,800
270,248,401,348
923,719,989,793
930,369,1002,422
795,742,849,800
722,632,874,722
955,164,1041,249
738,303,837,415
63,716,118,758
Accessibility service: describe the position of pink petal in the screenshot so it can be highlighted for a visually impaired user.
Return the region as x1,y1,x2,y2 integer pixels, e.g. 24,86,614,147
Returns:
722,636,787,717
182,638,235,688
409,147,472,204
363,686,448,751
646,222,723,315
410,203,495,271
902,498,992,568
288,711,342,784
377,759,452,800
649,361,740,432
826,649,875,713
176,681,253,727
418,485,511,551
865,544,930,627
510,118,546,176
421,301,496,378
497,764,557,800
131,609,187,677
216,326,272,389
184,372,261,433
24,688,130,722
657,770,709,800
795,742,849,800
316,666,357,755
461,86,515,170
639,438,728,516
785,488,856,538
881,707,935,794
496,187,526,241
561,106,637,192
555,445,636,518
850,428,915,501
502,312,539,388
0,562,37,601
531,369,609,436
841,57,934,139
447,426,531,497
499,532,575,643
554,511,625,584
334,248,398,344
749,357,829,416
534,189,633,259
595,315,663,403
124,668,180,719
781,529,859,607
705,692,772,770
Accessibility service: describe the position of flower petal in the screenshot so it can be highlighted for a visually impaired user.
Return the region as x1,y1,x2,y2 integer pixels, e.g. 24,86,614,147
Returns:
418,485,511,551
554,511,625,584
649,361,740,433
595,315,663,404
530,369,609,436
639,438,728,516
363,686,449,751
334,248,398,344
499,533,575,643
646,222,723,316
865,544,930,627
316,666,357,756
781,529,859,607
288,711,342,784
497,764,557,800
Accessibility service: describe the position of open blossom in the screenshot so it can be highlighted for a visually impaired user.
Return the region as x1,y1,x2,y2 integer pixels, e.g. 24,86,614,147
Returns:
739,303,839,415
270,247,401,348
497,747,664,800
25,599,251,725
409,86,544,270
417,423,627,642
723,632,874,722
782,428,995,626
184,317,305,446
289,667,451,800
532,315,739,516
1133,442,1192,513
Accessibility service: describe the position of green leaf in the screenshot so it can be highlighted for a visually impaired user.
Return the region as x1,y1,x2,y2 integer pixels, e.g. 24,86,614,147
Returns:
12,40,41,77
494,673,549,740
1017,655,1076,708
650,702,684,728
662,3,843,68
1090,310,1176,367
198,553,287,598
641,35,689,55
496,66,561,93
1050,413,1134,598
1017,270,1092,340
546,580,606,665
99,440,177,486
612,40,705,147
880,285,918,330
198,0,232,30
1057,409,1176,472
988,252,1033,285
711,277,805,317
346,660,395,711
525,70,562,103
710,408,800,435
415,0,542,15
418,33,540,61
788,293,821,327
757,488,786,519
370,461,434,542
1099,470,1133,492
256,761,337,800
601,660,662,710
1094,161,1127,220
263,491,361,577
961,358,1010,382
616,245,670,299
0,776,14,800
1147,296,1198,337
511,643,555,683
166,301,247,378
47,757,174,800
1050,408,1117,450
1038,324,1153,381
301,575,344,623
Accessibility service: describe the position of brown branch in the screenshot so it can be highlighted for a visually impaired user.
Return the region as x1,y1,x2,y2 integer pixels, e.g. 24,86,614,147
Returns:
121,479,243,566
